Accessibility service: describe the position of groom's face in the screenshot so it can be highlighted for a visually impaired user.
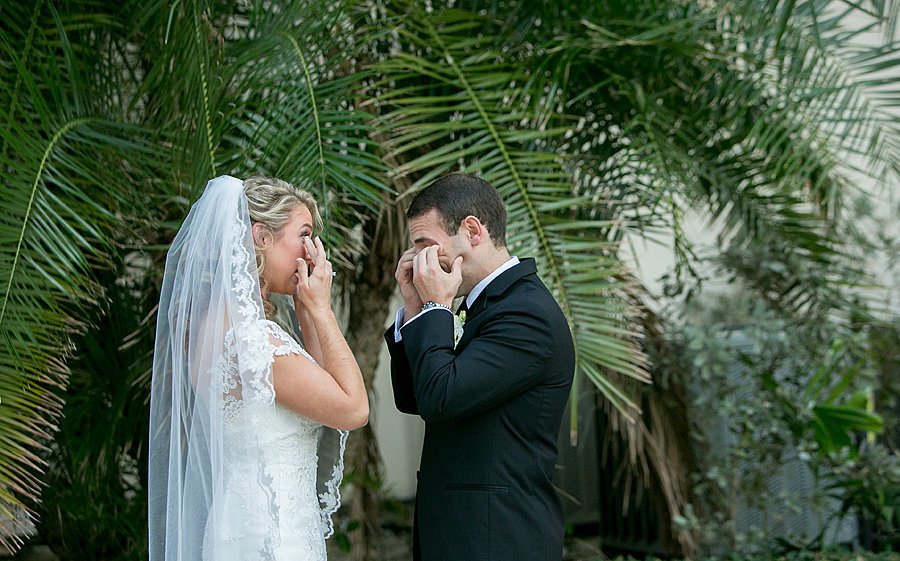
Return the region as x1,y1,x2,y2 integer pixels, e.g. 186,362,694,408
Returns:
408,209,469,292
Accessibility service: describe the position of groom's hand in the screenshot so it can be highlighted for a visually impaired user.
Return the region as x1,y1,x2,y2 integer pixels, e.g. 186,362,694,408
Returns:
412,245,462,308
395,247,424,324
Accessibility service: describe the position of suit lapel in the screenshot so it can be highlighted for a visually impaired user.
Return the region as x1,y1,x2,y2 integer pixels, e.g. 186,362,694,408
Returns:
464,258,537,321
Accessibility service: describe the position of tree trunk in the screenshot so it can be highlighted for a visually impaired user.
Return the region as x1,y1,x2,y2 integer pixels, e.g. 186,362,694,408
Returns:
341,203,407,560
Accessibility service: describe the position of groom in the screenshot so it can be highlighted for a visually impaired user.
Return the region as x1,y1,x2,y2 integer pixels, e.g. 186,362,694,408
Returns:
384,174,575,560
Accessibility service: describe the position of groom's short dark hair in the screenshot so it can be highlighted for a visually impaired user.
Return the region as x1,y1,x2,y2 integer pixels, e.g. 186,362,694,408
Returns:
407,174,507,247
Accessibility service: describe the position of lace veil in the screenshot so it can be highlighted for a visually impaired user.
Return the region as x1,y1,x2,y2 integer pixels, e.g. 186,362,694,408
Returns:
148,175,346,560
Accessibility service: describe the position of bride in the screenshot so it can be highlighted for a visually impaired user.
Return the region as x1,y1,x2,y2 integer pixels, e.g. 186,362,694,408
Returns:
148,175,369,561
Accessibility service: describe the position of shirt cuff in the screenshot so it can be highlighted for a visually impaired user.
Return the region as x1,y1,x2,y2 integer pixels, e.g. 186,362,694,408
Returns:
394,305,452,342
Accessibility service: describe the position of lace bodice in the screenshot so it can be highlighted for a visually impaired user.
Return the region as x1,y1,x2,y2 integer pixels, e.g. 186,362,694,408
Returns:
203,319,343,561
218,318,322,448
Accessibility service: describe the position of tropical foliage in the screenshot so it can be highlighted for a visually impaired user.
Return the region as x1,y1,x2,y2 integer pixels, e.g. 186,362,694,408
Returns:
0,1,159,548
1,0,898,557
669,289,892,552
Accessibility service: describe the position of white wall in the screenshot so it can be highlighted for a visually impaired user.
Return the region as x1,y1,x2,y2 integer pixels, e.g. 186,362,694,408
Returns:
371,291,424,500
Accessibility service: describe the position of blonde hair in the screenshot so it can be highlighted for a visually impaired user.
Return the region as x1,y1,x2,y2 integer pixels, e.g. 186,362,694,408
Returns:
243,176,323,318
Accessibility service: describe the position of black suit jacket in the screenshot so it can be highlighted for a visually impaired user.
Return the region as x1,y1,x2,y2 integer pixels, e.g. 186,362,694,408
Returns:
384,258,575,561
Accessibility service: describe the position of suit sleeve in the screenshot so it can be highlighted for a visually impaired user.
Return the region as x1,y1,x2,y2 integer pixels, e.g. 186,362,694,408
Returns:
384,324,419,415
399,303,554,424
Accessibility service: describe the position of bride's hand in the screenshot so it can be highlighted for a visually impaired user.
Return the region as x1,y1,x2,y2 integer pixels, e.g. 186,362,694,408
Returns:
295,236,332,315
302,234,319,274
293,236,316,317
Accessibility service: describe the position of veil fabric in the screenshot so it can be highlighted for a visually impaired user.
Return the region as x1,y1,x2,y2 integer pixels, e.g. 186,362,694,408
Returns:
149,175,346,561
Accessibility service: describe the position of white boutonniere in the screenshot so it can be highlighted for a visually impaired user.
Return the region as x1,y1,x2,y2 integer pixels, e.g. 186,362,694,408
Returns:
453,310,467,349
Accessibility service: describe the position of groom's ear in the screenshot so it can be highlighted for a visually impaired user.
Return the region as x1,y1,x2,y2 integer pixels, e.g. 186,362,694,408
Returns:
461,216,484,246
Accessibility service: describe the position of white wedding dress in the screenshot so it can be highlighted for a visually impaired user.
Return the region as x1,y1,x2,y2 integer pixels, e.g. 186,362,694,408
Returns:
149,176,346,561
202,320,343,561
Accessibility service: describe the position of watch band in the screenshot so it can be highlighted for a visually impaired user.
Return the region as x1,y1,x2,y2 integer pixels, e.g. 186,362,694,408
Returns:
420,301,451,313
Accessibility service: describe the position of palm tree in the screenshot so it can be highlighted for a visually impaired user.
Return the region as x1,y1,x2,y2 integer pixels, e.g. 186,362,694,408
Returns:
366,0,900,552
1,0,898,557
0,1,164,550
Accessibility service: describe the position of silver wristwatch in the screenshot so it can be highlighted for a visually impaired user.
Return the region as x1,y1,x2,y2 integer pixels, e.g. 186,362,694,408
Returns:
421,301,451,313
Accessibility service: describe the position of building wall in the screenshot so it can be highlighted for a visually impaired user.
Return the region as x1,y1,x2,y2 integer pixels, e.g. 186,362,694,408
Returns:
371,292,424,500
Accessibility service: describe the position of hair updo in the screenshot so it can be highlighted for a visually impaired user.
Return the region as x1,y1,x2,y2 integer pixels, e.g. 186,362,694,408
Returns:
243,176,323,318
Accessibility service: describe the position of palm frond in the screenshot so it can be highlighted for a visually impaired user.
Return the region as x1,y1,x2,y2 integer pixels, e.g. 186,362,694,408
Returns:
0,117,141,552
375,4,649,431
223,5,390,266
0,3,159,550
132,0,243,191
538,0,900,322
496,1,900,552
133,0,389,266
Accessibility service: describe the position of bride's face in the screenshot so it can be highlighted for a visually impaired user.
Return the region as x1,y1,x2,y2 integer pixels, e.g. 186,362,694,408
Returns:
260,204,315,294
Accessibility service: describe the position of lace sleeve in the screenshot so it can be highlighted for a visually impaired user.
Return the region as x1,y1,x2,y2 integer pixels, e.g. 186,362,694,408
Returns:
226,319,316,406
260,320,318,364
258,319,349,539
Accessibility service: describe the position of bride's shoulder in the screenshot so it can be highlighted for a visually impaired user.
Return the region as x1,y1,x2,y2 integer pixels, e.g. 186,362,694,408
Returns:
259,319,315,361
229,318,314,363
256,318,293,342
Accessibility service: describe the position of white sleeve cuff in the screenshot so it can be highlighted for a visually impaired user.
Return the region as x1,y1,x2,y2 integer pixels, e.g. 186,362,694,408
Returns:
393,307,406,342
394,306,452,342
